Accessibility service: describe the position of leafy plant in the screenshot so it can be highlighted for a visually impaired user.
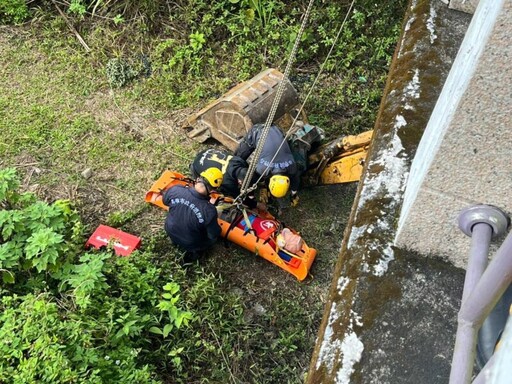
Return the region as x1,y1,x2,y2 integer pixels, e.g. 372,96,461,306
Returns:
0,0,28,24
68,0,87,17
0,167,20,206
65,252,110,308
0,169,82,283
166,32,207,76
106,57,140,88
113,307,152,342
24,227,64,272
0,293,161,384
151,282,193,338
112,14,124,25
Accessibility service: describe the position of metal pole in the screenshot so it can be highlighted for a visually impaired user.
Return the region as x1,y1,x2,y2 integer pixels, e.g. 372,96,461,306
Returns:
459,230,512,332
450,223,493,384
449,205,510,384
462,223,493,303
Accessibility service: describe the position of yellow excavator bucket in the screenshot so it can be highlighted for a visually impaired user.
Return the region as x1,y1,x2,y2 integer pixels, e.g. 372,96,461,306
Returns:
315,147,368,184
305,130,373,185
183,68,305,151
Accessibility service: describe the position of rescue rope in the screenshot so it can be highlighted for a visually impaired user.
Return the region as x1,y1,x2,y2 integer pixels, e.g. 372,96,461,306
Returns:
257,0,357,184
238,0,316,199
236,0,357,204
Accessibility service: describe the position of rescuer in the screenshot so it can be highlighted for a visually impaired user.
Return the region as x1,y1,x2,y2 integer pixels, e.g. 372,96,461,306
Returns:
163,167,223,263
234,124,300,207
190,148,262,209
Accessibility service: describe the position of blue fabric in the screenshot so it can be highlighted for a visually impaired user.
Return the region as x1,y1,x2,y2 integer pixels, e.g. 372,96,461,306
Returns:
234,124,300,192
239,214,256,231
163,185,220,252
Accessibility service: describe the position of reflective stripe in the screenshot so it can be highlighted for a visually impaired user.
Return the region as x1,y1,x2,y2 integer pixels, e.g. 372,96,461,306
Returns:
208,153,232,174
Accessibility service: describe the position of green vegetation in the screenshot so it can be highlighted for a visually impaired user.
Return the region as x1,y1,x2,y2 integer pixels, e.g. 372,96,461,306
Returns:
0,0,28,24
0,0,406,382
0,168,313,383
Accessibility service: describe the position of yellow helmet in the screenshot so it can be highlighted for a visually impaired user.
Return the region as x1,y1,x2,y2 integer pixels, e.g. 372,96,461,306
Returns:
200,167,223,189
269,175,290,198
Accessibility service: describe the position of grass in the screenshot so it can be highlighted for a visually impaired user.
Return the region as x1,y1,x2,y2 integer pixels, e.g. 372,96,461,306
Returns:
0,27,198,221
0,28,326,381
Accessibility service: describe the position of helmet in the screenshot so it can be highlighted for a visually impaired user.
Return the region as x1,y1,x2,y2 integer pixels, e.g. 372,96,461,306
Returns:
200,167,223,189
269,175,290,198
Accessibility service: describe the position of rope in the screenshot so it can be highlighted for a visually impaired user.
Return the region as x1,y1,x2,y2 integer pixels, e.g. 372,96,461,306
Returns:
239,0,316,198
237,0,357,203
283,0,357,142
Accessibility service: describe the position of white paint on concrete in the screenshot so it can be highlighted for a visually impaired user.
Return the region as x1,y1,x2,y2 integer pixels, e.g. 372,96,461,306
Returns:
348,224,368,249
351,77,415,275
357,130,407,210
396,0,505,243
352,310,363,328
404,69,421,110
352,66,433,275
398,0,418,58
316,293,365,384
337,276,350,295
374,243,395,276
316,302,341,371
336,332,364,384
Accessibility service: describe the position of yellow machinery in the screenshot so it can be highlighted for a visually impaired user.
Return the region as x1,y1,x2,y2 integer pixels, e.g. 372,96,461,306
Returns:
304,130,373,185
183,68,373,185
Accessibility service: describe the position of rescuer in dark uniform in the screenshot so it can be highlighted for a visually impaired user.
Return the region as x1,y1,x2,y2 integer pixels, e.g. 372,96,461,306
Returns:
190,148,250,198
163,167,223,263
190,148,262,209
234,124,301,207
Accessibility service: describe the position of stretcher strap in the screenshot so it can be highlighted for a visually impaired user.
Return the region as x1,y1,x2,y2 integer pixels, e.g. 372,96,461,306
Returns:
241,208,254,233
223,210,244,245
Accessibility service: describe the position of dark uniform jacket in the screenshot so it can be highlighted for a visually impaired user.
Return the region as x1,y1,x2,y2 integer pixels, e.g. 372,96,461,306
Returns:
234,124,300,192
163,185,220,252
191,148,250,198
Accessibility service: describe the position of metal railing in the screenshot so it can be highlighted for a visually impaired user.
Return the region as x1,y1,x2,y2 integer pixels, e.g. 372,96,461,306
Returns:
449,205,511,384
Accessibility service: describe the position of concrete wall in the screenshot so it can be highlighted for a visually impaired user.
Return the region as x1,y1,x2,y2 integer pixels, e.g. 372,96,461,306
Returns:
395,0,512,268
306,1,472,382
450,0,479,14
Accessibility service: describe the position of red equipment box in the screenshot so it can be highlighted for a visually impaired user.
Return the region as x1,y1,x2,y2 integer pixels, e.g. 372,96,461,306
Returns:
86,225,141,257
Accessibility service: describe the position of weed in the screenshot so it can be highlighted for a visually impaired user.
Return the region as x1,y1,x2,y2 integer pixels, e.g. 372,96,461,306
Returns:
0,169,256,382
106,57,139,88
68,0,86,18
0,0,28,24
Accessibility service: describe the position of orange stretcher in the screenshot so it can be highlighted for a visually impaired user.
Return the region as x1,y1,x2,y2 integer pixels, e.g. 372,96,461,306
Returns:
145,170,317,281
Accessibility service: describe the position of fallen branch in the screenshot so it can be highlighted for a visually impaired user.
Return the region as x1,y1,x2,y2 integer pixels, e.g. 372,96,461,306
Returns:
208,323,238,384
51,0,91,53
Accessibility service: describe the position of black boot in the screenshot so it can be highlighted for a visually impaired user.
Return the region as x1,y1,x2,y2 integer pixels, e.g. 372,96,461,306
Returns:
183,250,205,264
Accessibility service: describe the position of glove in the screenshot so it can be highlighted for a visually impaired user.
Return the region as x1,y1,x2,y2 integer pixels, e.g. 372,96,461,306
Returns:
210,196,220,205
259,188,269,204
290,191,299,207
